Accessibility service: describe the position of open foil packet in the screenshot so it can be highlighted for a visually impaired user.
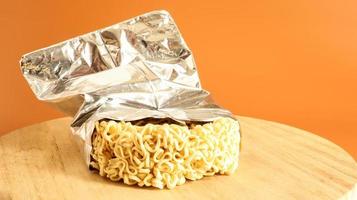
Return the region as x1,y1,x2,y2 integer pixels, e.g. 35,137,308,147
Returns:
20,10,238,165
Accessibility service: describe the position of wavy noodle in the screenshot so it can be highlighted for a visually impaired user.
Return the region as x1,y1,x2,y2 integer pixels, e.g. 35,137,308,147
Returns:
90,117,240,189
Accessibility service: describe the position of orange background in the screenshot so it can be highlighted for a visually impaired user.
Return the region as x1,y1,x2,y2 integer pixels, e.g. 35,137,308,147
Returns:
0,0,356,159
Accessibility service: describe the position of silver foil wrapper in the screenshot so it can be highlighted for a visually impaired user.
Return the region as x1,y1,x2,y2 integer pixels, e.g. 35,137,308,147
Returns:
20,10,237,165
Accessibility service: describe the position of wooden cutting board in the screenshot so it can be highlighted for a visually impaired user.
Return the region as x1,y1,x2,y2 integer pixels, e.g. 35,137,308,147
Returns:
0,116,356,200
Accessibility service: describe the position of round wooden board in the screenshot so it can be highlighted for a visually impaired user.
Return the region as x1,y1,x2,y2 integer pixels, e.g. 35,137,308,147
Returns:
0,117,356,200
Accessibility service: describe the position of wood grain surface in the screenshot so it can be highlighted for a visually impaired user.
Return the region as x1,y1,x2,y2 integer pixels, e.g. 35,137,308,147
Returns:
0,116,356,200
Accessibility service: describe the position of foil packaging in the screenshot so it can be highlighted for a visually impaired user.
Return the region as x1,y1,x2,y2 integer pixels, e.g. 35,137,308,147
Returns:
20,10,238,165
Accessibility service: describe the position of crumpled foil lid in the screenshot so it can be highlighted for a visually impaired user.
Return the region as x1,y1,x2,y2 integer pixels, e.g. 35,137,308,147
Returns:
20,10,236,165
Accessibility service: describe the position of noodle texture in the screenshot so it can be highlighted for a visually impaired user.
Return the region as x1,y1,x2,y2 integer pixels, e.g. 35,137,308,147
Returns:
90,117,240,189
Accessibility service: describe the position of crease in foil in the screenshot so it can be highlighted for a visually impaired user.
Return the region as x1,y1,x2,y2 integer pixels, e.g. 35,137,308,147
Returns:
20,10,237,165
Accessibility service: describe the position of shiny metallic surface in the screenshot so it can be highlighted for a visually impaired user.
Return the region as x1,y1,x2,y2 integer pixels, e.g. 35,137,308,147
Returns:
20,10,238,165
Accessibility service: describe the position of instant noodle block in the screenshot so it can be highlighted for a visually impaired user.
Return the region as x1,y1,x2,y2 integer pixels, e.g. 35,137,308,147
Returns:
91,117,240,189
